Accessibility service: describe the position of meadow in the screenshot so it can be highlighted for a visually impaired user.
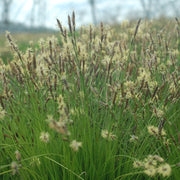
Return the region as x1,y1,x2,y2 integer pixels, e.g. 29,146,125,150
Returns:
0,32,57,64
0,13,180,179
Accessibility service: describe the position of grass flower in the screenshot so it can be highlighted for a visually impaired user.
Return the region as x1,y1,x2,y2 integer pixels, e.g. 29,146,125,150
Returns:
69,140,82,152
130,135,138,142
70,108,75,115
57,94,66,116
47,115,54,122
133,160,143,168
133,154,171,177
163,138,171,146
160,129,166,136
15,150,21,161
148,124,167,137
109,133,117,141
125,91,132,99
101,129,117,141
153,155,164,163
40,132,50,143
158,163,172,177
154,108,164,118
11,161,19,175
47,114,70,136
147,125,158,136
144,166,157,177
0,105,6,119
101,129,109,139
144,160,157,169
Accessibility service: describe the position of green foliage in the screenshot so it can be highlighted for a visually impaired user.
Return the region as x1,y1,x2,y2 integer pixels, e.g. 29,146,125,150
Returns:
0,15,180,180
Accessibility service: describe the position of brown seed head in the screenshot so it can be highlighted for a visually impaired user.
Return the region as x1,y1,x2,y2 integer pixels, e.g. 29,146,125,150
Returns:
68,15,72,34
57,19,64,34
72,11,75,32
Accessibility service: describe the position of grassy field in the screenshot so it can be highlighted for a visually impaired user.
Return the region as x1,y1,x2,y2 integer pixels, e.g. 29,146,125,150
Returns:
0,14,180,180
0,32,58,64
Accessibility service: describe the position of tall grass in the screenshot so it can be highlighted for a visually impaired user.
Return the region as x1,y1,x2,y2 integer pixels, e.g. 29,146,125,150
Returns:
0,32,58,64
0,13,180,179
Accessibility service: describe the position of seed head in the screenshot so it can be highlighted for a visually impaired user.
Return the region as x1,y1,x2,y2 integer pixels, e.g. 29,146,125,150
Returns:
130,135,139,142
69,140,82,152
144,166,157,177
11,161,18,175
101,129,109,139
39,132,50,143
147,125,158,136
0,105,6,119
153,155,164,163
158,163,171,177
133,160,143,168
15,150,21,161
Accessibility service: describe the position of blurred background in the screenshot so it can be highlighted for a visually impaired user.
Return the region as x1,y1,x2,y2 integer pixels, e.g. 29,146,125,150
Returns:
0,0,180,33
